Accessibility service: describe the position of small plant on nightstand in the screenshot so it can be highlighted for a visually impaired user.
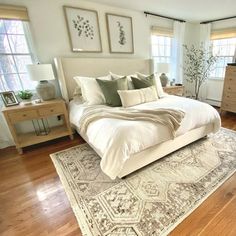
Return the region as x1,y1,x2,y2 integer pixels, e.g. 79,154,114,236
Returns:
18,90,33,105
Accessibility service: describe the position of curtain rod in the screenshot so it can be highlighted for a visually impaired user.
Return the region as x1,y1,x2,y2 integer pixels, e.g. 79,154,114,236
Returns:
200,16,236,24
144,11,186,23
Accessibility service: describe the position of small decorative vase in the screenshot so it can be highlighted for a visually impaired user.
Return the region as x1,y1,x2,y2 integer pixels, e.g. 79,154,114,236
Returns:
36,81,55,101
159,73,169,87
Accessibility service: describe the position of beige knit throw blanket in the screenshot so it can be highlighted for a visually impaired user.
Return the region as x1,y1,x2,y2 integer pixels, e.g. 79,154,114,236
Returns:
79,106,185,139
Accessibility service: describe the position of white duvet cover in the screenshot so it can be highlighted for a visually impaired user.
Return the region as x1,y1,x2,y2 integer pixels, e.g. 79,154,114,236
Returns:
69,96,221,179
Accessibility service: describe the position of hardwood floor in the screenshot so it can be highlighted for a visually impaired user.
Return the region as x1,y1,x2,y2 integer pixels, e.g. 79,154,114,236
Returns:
0,111,235,236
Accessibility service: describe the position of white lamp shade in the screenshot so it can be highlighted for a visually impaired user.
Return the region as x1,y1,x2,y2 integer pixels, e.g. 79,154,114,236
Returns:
26,64,55,81
156,63,170,73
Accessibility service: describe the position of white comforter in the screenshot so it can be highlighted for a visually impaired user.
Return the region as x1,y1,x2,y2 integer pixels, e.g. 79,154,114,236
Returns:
70,96,221,179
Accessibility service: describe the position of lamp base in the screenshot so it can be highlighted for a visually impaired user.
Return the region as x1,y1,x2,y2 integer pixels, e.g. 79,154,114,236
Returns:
159,73,169,87
36,81,55,101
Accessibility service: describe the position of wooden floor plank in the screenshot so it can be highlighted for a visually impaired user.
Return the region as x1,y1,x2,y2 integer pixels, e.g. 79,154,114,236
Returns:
169,174,236,235
0,111,235,236
198,196,236,236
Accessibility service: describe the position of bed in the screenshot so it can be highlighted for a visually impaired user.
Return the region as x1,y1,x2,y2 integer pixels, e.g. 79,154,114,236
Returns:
54,57,221,179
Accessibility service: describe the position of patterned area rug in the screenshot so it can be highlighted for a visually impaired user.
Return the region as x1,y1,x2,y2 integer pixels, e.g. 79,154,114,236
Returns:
50,128,236,236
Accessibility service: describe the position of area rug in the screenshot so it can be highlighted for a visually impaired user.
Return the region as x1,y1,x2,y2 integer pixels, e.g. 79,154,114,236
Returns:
50,128,236,236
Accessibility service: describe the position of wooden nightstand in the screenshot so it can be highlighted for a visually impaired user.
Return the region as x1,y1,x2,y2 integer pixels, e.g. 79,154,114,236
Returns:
2,99,73,154
163,85,184,96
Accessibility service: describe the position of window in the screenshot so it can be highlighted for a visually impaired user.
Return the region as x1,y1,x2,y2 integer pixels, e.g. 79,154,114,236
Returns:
151,35,172,64
210,37,236,78
151,26,173,73
0,19,36,92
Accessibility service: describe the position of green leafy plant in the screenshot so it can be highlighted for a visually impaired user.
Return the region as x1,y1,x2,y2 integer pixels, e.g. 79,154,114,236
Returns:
18,90,33,100
183,43,217,100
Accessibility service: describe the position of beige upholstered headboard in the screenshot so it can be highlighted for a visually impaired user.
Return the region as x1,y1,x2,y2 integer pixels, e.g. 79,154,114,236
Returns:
54,57,153,102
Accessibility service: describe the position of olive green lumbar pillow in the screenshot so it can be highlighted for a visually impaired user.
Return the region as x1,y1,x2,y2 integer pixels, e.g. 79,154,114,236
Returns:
131,74,155,89
96,76,128,107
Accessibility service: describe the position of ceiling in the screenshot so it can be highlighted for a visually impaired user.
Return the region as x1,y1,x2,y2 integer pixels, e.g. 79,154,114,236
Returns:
88,0,236,22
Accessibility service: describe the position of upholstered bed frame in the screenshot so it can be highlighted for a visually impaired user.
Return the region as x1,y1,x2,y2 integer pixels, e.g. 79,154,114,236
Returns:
54,57,152,102
54,57,213,178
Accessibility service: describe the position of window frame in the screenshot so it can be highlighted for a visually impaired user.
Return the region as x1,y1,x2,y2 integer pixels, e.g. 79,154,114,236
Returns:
210,37,236,80
0,19,36,92
151,33,173,77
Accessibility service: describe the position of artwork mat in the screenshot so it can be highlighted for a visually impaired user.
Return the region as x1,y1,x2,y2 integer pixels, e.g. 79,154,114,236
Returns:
106,13,134,54
63,6,102,52
0,91,19,107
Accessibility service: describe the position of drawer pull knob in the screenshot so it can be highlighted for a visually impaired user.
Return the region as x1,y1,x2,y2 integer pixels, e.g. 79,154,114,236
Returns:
50,109,54,112
23,114,27,117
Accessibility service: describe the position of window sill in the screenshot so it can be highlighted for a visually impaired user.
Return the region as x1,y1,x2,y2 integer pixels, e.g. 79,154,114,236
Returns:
208,77,224,81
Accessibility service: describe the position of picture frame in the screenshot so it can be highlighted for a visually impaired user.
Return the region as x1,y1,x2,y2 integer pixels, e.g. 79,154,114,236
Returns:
0,91,19,107
63,6,102,52
106,13,134,54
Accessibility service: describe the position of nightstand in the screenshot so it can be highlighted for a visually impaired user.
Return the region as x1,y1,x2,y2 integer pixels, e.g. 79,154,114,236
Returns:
2,99,73,154
163,85,184,96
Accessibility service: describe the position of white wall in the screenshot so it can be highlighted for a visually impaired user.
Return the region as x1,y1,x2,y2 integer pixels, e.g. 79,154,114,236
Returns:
211,18,236,30
0,0,164,63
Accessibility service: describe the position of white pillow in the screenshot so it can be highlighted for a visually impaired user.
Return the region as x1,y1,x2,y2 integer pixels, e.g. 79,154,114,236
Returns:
73,76,110,105
136,72,167,98
97,75,112,80
118,86,158,108
109,71,135,89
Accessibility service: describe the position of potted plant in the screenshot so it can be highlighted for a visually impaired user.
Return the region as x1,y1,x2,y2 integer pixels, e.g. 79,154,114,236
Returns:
18,90,33,105
183,43,217,100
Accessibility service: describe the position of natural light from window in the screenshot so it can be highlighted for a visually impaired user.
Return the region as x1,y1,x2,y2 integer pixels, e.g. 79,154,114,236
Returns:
0,19,36,92
210,37,236,79
151,35,172,72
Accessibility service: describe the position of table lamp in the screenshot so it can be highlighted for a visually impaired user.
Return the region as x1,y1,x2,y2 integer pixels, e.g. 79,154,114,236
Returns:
156,63,170,87
27,64,55,101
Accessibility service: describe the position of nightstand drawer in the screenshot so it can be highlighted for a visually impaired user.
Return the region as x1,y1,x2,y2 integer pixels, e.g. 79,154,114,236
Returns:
8,110,38,122
38,105,64,116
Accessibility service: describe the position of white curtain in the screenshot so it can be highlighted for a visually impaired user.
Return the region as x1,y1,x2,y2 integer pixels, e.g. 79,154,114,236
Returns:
200,23,211,49
23,21,38,63
199,23,211,101
233,47,236,62
171,21,185,84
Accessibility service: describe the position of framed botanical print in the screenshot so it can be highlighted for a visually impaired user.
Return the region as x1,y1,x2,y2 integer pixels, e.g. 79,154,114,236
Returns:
106,13,134,54
64,6,102,52
0,91,19,107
